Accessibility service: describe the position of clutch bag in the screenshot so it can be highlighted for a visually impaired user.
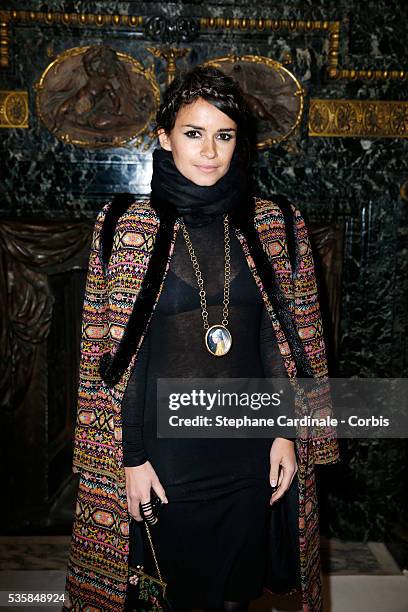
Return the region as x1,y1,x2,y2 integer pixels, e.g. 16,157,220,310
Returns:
128,520,174,612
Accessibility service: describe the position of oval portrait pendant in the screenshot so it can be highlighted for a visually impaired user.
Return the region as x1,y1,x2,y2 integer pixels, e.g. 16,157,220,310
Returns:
205,324,232,357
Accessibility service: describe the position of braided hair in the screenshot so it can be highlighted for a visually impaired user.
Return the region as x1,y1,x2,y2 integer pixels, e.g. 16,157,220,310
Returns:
154,65,256,166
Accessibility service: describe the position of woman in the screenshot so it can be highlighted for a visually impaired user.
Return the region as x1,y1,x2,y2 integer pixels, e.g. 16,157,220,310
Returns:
64,66,339,612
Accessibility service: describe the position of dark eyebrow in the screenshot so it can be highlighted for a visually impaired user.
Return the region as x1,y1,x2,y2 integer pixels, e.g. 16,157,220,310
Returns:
181,124,236,132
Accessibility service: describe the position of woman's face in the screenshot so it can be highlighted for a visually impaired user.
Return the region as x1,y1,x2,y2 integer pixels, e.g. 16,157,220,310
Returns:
157,97,237,187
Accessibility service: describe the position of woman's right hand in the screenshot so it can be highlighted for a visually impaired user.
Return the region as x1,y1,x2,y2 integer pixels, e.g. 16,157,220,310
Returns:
124,462,168,522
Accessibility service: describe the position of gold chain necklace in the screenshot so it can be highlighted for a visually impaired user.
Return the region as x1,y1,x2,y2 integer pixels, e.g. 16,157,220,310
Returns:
179,213,232,357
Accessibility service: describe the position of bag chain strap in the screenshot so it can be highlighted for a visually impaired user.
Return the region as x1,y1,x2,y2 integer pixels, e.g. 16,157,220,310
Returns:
144,521,164,584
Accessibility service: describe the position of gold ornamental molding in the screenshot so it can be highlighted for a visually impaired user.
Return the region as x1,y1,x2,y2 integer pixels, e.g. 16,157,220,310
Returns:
147,46,191,86
5,9,143,27
201,18,340,78
0,11,406,82
0,9,144,69
200,18,407,82
309,99,408,138
0,11,11,68
0,91,28,127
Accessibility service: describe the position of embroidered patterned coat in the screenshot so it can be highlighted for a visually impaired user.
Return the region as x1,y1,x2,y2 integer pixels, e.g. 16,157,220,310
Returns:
64,194,340,612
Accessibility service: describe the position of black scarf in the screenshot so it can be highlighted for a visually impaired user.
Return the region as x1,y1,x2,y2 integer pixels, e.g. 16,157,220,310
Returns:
150,146,249,227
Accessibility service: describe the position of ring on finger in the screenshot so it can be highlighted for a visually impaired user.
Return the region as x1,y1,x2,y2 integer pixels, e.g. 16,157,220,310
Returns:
143,509,157,523
140,501,153,510
142,509,158,525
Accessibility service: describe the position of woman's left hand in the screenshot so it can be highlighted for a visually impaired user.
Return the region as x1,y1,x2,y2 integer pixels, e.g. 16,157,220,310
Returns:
269,438,297,505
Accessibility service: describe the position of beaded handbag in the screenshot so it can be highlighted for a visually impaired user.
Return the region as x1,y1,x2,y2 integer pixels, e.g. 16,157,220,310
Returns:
128,520,174,612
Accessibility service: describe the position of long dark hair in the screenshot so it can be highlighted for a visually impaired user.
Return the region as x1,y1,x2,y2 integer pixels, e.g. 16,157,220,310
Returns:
154,65,256,167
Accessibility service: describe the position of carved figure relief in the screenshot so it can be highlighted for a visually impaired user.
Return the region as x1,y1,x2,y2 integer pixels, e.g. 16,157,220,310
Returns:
35,45,160,148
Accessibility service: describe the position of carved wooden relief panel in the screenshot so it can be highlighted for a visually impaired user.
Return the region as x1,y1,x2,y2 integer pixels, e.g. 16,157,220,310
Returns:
34,45,160,148
1,220,92,524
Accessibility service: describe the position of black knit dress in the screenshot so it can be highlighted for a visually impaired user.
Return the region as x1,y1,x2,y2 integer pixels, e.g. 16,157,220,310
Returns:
122,212,291,608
